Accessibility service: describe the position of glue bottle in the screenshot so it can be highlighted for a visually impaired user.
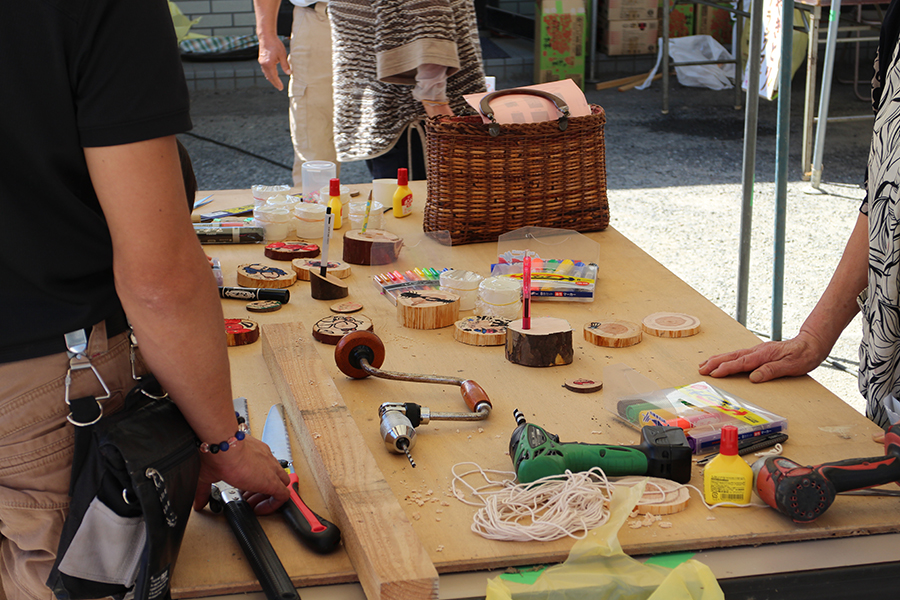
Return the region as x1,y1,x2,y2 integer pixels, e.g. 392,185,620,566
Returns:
328,178,343,229
392,168,412,218
703,425,753,506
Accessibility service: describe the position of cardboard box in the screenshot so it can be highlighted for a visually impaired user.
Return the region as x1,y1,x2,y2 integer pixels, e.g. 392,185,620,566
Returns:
696,4,734,46
602,0,657,21
601,18,659,56
534,0,588,89
660,1,694,37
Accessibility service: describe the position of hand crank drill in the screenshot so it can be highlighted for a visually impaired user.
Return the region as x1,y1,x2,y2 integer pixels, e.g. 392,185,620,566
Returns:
335,331,491,467
752,422,900,523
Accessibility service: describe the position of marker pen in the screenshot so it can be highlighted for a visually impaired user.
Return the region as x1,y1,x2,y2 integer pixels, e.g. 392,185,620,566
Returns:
219,287,290,303
195,226,265,244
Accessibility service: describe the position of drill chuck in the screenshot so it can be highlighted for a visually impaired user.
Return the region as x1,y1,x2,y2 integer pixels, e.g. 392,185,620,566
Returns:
380,409,416,455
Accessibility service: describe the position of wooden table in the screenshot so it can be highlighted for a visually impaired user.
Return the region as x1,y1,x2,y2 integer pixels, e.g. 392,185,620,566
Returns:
173,184,900,600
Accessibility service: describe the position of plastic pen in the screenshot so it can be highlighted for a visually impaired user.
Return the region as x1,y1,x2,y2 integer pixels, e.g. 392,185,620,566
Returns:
320,208,332,277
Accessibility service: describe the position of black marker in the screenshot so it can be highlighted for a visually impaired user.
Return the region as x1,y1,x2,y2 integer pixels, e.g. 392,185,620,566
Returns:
219,287,290,303
195,226,265,244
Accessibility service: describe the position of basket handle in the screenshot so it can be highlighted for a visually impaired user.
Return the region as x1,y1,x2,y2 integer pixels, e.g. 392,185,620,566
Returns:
478,89,570,137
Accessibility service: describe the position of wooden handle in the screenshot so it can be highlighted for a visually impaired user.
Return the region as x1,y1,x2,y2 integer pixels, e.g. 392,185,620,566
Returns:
460,380,491,412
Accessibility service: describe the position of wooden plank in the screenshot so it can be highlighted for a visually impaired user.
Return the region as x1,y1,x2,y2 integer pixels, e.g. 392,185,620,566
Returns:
262,322,439,600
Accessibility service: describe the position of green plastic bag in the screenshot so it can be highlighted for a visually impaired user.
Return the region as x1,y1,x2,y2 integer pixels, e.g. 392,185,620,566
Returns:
486,482,724,600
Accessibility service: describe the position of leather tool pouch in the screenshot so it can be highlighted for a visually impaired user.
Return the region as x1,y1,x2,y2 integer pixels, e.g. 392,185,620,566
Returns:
47,375,200,600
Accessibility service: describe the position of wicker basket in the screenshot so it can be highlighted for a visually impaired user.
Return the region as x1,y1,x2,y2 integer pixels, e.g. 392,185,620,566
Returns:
423,93,609,246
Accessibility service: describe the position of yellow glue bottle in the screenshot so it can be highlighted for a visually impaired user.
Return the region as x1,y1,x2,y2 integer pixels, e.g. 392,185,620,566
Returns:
392,168,412,218
703,424,753,506
328,178,343,229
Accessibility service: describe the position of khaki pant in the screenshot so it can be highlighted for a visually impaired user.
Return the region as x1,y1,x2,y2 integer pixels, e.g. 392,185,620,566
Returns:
0,324,135,600
289,3,339,186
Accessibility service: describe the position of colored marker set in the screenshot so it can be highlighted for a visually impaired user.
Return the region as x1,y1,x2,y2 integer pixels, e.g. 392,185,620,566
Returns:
614,381,788,454
490,259,598,302
373,267,449,305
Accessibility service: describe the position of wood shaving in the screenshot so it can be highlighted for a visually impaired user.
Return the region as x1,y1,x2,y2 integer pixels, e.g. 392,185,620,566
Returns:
658,522,673,529
412,513,421,521
478,427,484,434
436,545,444,552
628,521,643,529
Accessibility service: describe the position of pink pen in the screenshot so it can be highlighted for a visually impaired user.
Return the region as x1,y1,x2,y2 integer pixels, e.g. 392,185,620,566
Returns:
523,255,531,329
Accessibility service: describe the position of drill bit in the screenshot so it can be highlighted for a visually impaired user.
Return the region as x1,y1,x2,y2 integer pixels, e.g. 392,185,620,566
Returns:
397,438,416,468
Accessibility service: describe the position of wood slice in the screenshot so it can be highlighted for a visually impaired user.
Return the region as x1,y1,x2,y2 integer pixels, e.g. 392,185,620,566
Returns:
291,258,351,281
225,318,259,346
505,317,573,367
342,229,403,265
309,270,349,300
331,301,363,314
584,319,642,347
312,314,374,345
396,290,460,330
246,300,282,313
642,312,701,338
264,241,320,260
236,263,296,289
617,476,691,515
563,377,603,393
453,316,511,346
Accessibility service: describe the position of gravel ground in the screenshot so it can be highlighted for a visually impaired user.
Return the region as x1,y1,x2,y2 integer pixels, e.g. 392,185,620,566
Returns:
181,58,873,417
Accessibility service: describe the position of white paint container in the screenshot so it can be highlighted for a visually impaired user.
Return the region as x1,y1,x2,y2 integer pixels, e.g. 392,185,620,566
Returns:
294,202,327,239
252,206,292,241
476,276,522,319
251,184,290,207
440,270,484,311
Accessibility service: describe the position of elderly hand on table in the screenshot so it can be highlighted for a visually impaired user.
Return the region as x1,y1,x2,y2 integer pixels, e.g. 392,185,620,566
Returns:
698,330,831,383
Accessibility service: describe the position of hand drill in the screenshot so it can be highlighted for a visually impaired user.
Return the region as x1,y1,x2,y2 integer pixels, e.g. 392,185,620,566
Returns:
508,409,693,484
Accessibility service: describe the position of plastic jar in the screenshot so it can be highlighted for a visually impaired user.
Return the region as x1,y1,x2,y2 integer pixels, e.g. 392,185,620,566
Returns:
476,276,522,319
251,184,290,207
294,202,328,239
252,206,292,241
347,200,384,231
440,270,484,311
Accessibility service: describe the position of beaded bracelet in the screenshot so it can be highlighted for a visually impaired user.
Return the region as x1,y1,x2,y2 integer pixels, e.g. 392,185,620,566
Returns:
199,412,249,454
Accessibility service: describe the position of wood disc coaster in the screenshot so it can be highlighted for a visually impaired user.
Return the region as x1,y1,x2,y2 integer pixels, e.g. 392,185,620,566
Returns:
236,263,296,289
584,319,642,348
331,301,363,314
264,241,320,261
246,300,282,313
312,314,374,345
642,312,701,338
342,229,403,265
225,318,259,346
563,377,603,393
396,290,459,330
292,258,351,281
453,316,511,346
505,317,573,367
617,476,690,515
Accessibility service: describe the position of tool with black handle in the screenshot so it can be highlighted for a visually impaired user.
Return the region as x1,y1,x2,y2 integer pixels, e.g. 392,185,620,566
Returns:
209,481,299,600
509,409,693,484
752,422,900,523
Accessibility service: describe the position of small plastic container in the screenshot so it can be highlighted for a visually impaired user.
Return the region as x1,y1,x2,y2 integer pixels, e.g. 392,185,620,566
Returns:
347,200,384,231
440,270,484,311
294,202,328,239
301,160,336,204
476,276,522,319
252,206,292,241
251,184,290,207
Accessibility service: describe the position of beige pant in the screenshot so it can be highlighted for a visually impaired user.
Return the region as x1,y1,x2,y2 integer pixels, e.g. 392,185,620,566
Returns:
0,325,135,600
289,3,339,186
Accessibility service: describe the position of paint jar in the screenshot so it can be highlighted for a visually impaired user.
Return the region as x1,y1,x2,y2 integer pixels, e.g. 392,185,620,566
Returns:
301,160,336,204
251,184,290,207
475,276,522,319
347,200,384,231
252,206,292,241
372,178,396,208
294,202,327,239
440,269,483,311
266,193,299,211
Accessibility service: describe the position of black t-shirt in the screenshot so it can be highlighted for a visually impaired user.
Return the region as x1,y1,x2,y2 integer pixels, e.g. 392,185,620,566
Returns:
0,0,192,362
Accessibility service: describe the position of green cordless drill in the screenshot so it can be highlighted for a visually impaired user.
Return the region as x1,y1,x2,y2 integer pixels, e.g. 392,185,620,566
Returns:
509,409,693,484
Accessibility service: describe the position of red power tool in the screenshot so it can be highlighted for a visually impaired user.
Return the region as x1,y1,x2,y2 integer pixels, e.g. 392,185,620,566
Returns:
752,422,900,523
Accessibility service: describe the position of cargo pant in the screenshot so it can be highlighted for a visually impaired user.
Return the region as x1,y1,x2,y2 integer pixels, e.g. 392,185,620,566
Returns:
0,323,137,600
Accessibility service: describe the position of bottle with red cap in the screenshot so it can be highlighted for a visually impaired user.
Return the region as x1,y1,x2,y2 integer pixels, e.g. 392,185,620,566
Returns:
703,425,753,505
328,178,343,229
392,167,412,218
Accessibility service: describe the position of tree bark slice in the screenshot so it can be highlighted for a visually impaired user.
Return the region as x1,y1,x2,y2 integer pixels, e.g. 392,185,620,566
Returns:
225,318,259,346
291,259,351,281
453,316,511,346
641,312,701,338
312,314,374,345
505,317,573,367
396,290,460,330
583,319,642,347
342,229,403,265
309,270,349,300
264,241,320,261
236,263,297,289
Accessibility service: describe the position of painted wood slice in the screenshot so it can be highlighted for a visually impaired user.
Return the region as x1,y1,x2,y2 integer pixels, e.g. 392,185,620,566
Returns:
342,229,404,265
236,263,296,289
618,476,690,515
225,318,259,346
309,270,349,300
264,241,320,261
331,301,363,314
246,300,282,313
642,312,701,338
563,377,603,393
453,316,511,346
291,258,351,281
396,290,460,330
584,319,642,347
505,317,573,367
312,314,374,345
